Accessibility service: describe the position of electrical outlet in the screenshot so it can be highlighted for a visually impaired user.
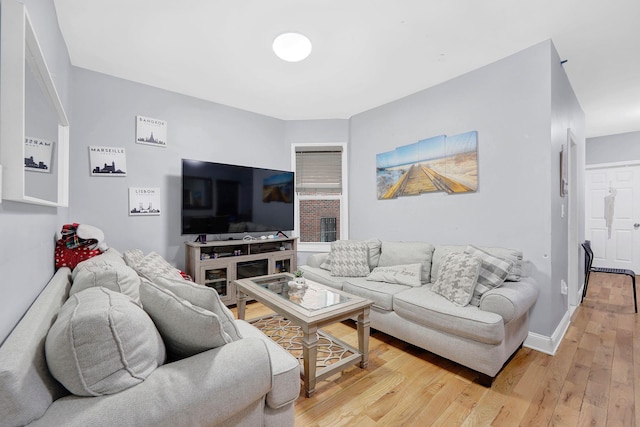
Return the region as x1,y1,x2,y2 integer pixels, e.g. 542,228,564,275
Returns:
561,279,568,295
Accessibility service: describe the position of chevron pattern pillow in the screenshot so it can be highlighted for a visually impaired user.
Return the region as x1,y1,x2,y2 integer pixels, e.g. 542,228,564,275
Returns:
330,241,370,277
431,252,482,306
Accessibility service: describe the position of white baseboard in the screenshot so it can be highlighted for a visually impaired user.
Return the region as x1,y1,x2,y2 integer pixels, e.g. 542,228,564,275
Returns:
523,309,571,355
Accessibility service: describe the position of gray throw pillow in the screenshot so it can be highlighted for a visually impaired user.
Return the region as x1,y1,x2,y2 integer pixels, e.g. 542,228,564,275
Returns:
45,287,166,396
153,276,242,341
329,240,370,277
431,252,481,306
464,245,513,306
321,238,382,271
139,279,233,358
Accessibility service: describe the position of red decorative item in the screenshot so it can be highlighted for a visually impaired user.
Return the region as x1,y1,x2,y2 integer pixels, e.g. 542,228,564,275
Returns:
54,223,101,270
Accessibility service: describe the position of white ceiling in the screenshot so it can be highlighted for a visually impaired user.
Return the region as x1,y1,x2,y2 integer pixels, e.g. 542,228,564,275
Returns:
53,0,640,138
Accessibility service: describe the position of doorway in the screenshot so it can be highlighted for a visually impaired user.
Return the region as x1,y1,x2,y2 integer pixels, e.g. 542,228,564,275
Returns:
585,164,640,272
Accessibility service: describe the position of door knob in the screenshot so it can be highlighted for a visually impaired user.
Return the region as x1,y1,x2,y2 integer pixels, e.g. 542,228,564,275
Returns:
635,223,640,229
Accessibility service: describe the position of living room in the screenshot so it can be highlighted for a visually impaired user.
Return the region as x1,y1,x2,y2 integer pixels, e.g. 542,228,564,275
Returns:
1,1,638,425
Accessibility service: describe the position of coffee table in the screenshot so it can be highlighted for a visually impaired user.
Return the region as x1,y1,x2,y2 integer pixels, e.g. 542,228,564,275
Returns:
235,273,373,397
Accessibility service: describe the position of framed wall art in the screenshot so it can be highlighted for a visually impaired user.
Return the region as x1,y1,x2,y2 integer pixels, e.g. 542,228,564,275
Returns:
129,187,161,216
24,137,54,173
89,146,127,176
136,115,167,147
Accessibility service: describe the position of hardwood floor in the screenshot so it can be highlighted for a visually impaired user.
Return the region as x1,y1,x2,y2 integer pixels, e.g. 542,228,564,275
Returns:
232,272,638,426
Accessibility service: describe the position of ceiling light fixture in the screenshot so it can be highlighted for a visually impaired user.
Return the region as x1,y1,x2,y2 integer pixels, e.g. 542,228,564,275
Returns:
272,32,312,62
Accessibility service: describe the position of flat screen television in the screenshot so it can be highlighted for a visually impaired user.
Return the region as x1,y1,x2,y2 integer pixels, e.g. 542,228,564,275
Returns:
181,159,294,236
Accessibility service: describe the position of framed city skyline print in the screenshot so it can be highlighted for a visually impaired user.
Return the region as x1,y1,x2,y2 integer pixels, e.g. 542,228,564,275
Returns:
89,146,127,176
24,136,54,173
129,187,161,216
136,115,167,147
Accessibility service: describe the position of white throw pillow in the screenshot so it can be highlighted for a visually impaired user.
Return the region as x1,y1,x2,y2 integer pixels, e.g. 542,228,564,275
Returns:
431,252,481,306
45,287,166,396
139,279,234,358
464,245,513,306
71,260,141,302
153,276,242,341
367,263,422,287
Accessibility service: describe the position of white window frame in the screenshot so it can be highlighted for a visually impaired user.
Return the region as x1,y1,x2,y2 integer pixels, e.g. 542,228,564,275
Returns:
291,142,348,252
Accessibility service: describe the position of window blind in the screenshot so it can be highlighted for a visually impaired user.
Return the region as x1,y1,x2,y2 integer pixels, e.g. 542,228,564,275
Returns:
295,148,342,194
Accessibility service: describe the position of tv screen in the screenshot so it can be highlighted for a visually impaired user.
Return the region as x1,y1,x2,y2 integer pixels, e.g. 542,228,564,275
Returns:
181,159,294,236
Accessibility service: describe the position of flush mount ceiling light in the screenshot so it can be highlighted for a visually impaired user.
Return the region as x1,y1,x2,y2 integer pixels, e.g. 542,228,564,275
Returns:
272,32,312,62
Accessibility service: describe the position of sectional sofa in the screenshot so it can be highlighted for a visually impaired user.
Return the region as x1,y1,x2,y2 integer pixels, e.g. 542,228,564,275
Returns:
299,239,539,384
0,248,300,427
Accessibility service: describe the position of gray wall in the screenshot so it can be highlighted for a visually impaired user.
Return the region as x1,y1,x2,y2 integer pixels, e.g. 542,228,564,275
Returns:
69,68,290,269
586,131,640,165
0,0,71,344
348,40,584,337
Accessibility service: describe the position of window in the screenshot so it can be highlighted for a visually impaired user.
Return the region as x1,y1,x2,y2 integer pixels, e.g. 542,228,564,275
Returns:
292,144,348,251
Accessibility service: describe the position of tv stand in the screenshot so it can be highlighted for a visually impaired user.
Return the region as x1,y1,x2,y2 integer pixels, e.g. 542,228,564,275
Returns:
185,237,297,306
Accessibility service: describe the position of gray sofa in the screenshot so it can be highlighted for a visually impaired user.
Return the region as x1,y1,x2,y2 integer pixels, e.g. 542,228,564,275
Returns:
0,249,300,427
299,240,539,384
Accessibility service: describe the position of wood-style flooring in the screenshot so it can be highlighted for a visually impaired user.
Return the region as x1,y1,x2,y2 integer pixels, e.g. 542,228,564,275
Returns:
232,272,638,426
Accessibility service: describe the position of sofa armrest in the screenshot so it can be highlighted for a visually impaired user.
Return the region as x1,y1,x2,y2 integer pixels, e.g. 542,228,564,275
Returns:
479,278,539,323
306,253,329,269
31,338,273,427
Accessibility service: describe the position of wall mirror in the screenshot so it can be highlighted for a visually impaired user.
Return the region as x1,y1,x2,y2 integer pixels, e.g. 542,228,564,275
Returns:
0,0,69,206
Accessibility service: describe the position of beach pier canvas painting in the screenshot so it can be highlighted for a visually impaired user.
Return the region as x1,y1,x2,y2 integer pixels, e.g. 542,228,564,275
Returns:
376,131,478,199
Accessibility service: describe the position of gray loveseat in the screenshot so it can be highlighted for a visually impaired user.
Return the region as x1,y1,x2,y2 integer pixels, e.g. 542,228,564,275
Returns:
299,239,539,384
0,249,300,427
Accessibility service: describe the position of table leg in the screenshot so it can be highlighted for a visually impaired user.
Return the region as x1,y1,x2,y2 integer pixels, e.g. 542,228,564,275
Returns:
237,289,247,320
357,307,371,368
302,323,318,397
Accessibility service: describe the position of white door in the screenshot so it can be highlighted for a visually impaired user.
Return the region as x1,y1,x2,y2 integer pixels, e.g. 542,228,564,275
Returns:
585,166,640,271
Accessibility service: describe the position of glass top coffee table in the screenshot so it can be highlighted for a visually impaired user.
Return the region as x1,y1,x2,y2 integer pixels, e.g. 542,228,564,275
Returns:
235,273,373,397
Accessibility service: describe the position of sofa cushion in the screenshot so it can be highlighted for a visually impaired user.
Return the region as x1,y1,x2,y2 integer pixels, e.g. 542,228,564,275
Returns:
431,245,523,282
153,276,242,341
367,263,422,287
377,241,435,283
465,245,513,306
343,278,410,311
431,252,481,306
393,286,505,345
140,279,234,358
45,287,166,397
70,260,141,302
330,240,370,277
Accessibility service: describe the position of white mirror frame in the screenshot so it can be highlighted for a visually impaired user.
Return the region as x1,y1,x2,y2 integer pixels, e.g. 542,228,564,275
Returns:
0,0,69,207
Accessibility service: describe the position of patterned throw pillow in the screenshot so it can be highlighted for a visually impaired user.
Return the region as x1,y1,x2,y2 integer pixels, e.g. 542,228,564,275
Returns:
431,252,481,306
330,241,370,277
131,252,184,282
465,245,513,306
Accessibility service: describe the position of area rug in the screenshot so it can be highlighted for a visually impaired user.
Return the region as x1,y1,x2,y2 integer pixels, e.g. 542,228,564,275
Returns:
250,314,355,369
